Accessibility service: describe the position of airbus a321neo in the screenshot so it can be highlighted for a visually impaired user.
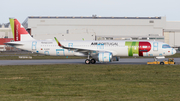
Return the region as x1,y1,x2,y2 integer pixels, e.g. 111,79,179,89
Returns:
5,18,176,64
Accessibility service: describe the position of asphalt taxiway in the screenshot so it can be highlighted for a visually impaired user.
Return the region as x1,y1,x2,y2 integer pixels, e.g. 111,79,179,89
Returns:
0,58,180,65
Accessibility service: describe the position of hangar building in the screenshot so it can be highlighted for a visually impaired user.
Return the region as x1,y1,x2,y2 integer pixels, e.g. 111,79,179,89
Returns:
0,23,14,51
22,16,166,42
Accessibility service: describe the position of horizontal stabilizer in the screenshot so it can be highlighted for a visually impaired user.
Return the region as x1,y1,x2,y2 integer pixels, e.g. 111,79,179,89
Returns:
4,42,23,46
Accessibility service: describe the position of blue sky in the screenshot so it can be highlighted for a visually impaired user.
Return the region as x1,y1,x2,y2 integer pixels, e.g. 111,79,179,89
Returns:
0,0,180,23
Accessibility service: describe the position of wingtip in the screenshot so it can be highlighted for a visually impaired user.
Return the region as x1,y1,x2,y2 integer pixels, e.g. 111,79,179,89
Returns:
54,37,62,47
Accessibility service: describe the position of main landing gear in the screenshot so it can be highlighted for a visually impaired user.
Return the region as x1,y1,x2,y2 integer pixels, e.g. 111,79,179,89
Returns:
85,58,96,64
85,54,96,64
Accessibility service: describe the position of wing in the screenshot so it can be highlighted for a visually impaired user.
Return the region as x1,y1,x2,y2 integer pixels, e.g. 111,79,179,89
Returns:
54,37,112,53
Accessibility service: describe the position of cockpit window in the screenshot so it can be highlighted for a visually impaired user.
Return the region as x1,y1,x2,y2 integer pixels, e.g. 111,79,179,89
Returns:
162,44,171,48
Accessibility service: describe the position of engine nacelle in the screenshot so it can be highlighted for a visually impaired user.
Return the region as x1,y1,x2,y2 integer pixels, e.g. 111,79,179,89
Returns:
98,52,112,62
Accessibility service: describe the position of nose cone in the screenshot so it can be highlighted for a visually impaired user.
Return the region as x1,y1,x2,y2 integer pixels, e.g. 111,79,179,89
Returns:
173,49,176,55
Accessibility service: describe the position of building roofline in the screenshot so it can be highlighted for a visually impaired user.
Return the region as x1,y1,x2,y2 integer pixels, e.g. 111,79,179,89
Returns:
27,16,162,19
164,29,180,32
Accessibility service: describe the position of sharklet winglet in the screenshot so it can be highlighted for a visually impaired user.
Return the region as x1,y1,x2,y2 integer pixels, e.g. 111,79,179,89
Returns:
54,37,62,47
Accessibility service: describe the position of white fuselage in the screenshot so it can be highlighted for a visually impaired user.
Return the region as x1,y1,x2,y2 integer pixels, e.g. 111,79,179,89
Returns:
13,40,176,57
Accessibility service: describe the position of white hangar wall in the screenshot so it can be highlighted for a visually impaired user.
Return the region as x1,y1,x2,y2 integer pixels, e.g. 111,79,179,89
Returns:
23,16,166,41
164,21,180,47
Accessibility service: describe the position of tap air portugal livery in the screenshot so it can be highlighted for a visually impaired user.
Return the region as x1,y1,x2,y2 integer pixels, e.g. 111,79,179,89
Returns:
6,18,176,64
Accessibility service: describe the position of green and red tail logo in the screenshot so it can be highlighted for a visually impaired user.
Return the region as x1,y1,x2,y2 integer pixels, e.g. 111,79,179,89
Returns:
9,18,29,41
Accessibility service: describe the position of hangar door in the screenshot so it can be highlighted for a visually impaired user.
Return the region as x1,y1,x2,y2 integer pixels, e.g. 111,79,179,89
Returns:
169,32,175,47
169,31,180,47
175,32,180,47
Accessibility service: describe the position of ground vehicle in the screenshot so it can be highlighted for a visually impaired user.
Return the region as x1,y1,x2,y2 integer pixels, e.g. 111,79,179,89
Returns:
147,58,175,65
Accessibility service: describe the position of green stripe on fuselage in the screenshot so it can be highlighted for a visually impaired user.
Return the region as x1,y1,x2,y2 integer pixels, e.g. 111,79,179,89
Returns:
125,42,139,56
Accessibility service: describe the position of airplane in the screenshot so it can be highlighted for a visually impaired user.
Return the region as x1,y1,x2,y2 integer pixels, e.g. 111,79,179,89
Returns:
5,18,176,64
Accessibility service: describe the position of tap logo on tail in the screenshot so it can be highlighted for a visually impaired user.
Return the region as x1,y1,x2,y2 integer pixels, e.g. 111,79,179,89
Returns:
9,18,29,41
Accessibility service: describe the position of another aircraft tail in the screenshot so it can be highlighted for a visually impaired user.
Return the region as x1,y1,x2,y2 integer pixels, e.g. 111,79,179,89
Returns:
9,18,35,41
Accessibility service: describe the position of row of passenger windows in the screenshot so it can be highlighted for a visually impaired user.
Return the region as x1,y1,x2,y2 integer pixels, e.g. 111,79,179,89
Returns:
40,45,119,47
40,43,172,48
41,45,58,47
128,46,150,48
40,45,153,48
40,44,171,49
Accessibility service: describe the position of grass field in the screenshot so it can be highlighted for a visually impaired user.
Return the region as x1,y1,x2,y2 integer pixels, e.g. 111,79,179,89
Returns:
0,64,180,101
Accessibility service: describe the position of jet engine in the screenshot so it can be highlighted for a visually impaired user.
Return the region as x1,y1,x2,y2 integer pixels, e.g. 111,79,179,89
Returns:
98,52,113,62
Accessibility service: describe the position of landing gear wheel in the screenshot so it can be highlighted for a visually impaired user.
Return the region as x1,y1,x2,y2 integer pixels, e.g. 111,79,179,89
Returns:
91,59,96,64
85,59,90,64
160,62,164,65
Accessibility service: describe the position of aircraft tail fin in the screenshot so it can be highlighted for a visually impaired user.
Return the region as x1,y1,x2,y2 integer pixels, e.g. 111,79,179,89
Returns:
9,18,35,41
